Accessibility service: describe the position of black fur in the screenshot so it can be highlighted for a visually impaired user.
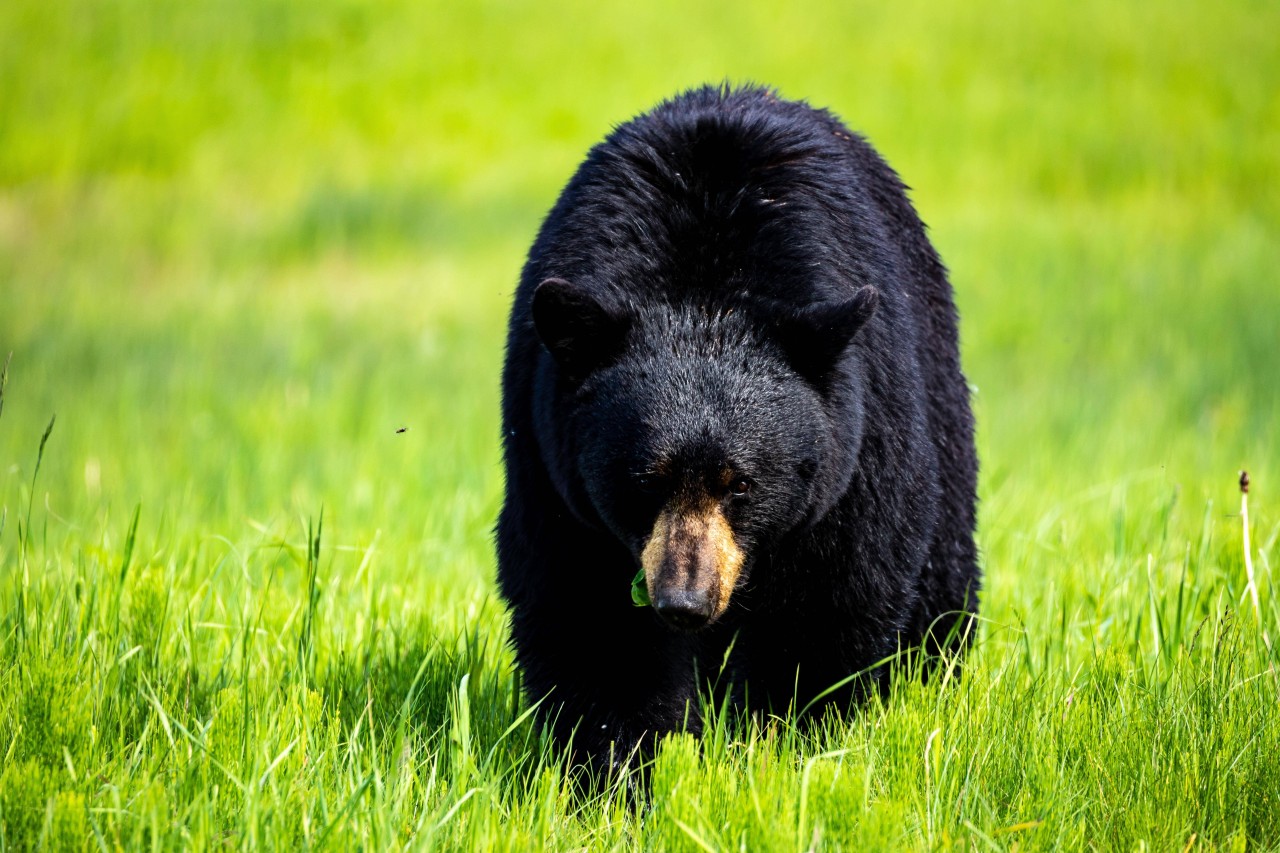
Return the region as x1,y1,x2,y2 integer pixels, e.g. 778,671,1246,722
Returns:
498,85,979,772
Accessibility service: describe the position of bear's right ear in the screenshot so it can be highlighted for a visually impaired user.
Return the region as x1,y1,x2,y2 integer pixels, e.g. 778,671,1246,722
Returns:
773,286,879,387
531,278,630,380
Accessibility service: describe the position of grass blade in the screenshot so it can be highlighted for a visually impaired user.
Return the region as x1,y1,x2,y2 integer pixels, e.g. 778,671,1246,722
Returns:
0,350,10,423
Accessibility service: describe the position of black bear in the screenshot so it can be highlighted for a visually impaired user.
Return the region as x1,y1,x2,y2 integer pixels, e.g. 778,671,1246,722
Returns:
498,85,978,773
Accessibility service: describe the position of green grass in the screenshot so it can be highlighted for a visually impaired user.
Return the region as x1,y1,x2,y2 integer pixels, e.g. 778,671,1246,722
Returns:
2,0,1278,848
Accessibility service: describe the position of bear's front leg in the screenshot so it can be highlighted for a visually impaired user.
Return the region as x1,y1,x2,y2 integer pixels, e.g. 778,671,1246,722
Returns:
512,606,702,778
498,504,702,777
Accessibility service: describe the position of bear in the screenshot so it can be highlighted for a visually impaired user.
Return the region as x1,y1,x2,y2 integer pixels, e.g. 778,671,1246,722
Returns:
497,84,979,775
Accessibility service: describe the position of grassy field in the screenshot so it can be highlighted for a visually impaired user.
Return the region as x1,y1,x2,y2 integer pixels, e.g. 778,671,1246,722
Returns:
2,0,1278,848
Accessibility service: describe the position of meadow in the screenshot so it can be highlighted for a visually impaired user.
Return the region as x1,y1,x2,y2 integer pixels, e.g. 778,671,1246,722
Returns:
1,0,1278,848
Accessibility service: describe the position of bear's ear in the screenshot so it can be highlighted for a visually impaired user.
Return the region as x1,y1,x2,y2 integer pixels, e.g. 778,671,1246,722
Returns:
531,278,630,380
774,286,879,386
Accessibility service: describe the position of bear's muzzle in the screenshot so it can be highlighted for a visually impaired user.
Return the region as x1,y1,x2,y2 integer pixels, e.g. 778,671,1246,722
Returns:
641,500,744,630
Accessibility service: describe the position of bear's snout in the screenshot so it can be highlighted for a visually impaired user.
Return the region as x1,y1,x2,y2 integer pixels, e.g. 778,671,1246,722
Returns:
651,587,715,630
641,501,745,631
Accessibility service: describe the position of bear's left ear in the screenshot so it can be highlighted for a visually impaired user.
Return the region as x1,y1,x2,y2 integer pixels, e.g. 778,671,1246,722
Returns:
773,286,879,385
531,278,630,381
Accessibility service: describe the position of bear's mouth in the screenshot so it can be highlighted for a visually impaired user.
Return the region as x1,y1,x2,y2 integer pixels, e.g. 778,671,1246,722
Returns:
641,500,744,631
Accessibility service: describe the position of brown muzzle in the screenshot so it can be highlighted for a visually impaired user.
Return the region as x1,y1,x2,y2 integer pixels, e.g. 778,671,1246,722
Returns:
641,500,744,630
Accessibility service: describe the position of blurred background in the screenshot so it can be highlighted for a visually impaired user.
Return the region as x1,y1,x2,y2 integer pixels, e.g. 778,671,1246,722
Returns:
1,0,1277,607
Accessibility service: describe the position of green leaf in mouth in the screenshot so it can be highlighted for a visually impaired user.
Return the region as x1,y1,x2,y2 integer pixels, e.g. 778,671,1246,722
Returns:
631,568,651,608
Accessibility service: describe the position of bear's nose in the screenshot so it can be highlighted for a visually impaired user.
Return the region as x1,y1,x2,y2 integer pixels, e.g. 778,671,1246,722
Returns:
652,588,714,631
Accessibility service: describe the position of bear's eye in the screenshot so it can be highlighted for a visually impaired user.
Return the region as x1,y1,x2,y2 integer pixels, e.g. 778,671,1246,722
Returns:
635,472,666,495
728,478,752,497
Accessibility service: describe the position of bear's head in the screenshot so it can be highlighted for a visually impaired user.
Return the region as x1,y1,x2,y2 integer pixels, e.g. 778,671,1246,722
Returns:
531,277,878,631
